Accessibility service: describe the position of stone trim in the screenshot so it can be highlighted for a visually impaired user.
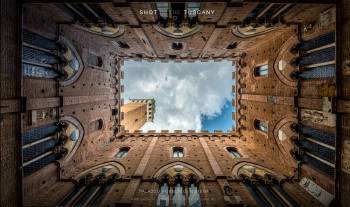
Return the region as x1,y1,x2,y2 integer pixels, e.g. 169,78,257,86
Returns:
153,161,205,180
134,136,158,176
199,137,224,177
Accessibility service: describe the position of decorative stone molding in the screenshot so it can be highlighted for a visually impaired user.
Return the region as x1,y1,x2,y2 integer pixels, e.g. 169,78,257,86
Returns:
273,36,299,87
57,115,84,164
57,37,84,87
74,24,125,38
231,161,285,181
72,161,126,181
153,24,203,39
232,24,280,38
154,161,205,180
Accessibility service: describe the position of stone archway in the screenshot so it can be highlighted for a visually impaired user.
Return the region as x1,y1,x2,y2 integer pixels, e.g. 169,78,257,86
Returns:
231,161,286,181
273,35,299,88
272,116,298,170
73,161,126,180
57,37,84,87
57,115,85,164
154,161,205,180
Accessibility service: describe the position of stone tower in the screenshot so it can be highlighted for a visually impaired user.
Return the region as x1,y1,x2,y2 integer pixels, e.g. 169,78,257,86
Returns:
121,99,155,132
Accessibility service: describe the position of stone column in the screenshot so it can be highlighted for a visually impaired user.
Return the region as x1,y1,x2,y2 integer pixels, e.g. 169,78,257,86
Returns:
183,177,190,207
168,177,175,207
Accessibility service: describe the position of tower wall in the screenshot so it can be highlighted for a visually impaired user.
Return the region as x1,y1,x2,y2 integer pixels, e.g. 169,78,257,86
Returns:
121,102,148,132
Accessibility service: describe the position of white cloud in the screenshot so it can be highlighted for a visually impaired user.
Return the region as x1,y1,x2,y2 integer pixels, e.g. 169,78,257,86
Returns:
122,60,234,132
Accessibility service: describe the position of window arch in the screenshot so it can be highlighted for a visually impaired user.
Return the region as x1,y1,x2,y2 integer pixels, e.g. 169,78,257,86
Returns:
115,147,130,158
154,2,203,38
157,178,170,207
58,37,84,86
188,182,201,207
232,163,298,207
60,162,124,207
75,24,125,38
226,147,241,158
172,175,186,207
254,119,268,133
232,24,278,38
57,116,84,162
173,147,184,158
254,64,268,77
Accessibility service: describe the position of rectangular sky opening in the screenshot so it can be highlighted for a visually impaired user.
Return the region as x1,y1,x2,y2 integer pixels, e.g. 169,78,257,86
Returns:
121,60,236,132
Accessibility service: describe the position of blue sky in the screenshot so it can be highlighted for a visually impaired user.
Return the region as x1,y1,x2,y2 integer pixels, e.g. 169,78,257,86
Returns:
122,60,235,132
201,100,236,132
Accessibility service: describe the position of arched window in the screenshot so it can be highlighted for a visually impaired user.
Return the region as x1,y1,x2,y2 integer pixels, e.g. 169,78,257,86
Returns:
59,163,123,206
254,120,268,133
236,164,300,207
156,181,170,207
227,147,241,158
173,147,184,158
83,25,124,37
58,37,83,86
189,183,201,207
232,25,277,38
115,147,130,158
172,177,185,207
254,64,268,77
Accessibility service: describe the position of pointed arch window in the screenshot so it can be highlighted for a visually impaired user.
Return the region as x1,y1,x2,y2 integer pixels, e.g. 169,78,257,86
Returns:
115,147,130,158
254,120,268,133
227,147,241,158
173,182,185,207
59,163,123,206
189,183,201,207
173,147,184,158
156,182,170,207
58,37,84,86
